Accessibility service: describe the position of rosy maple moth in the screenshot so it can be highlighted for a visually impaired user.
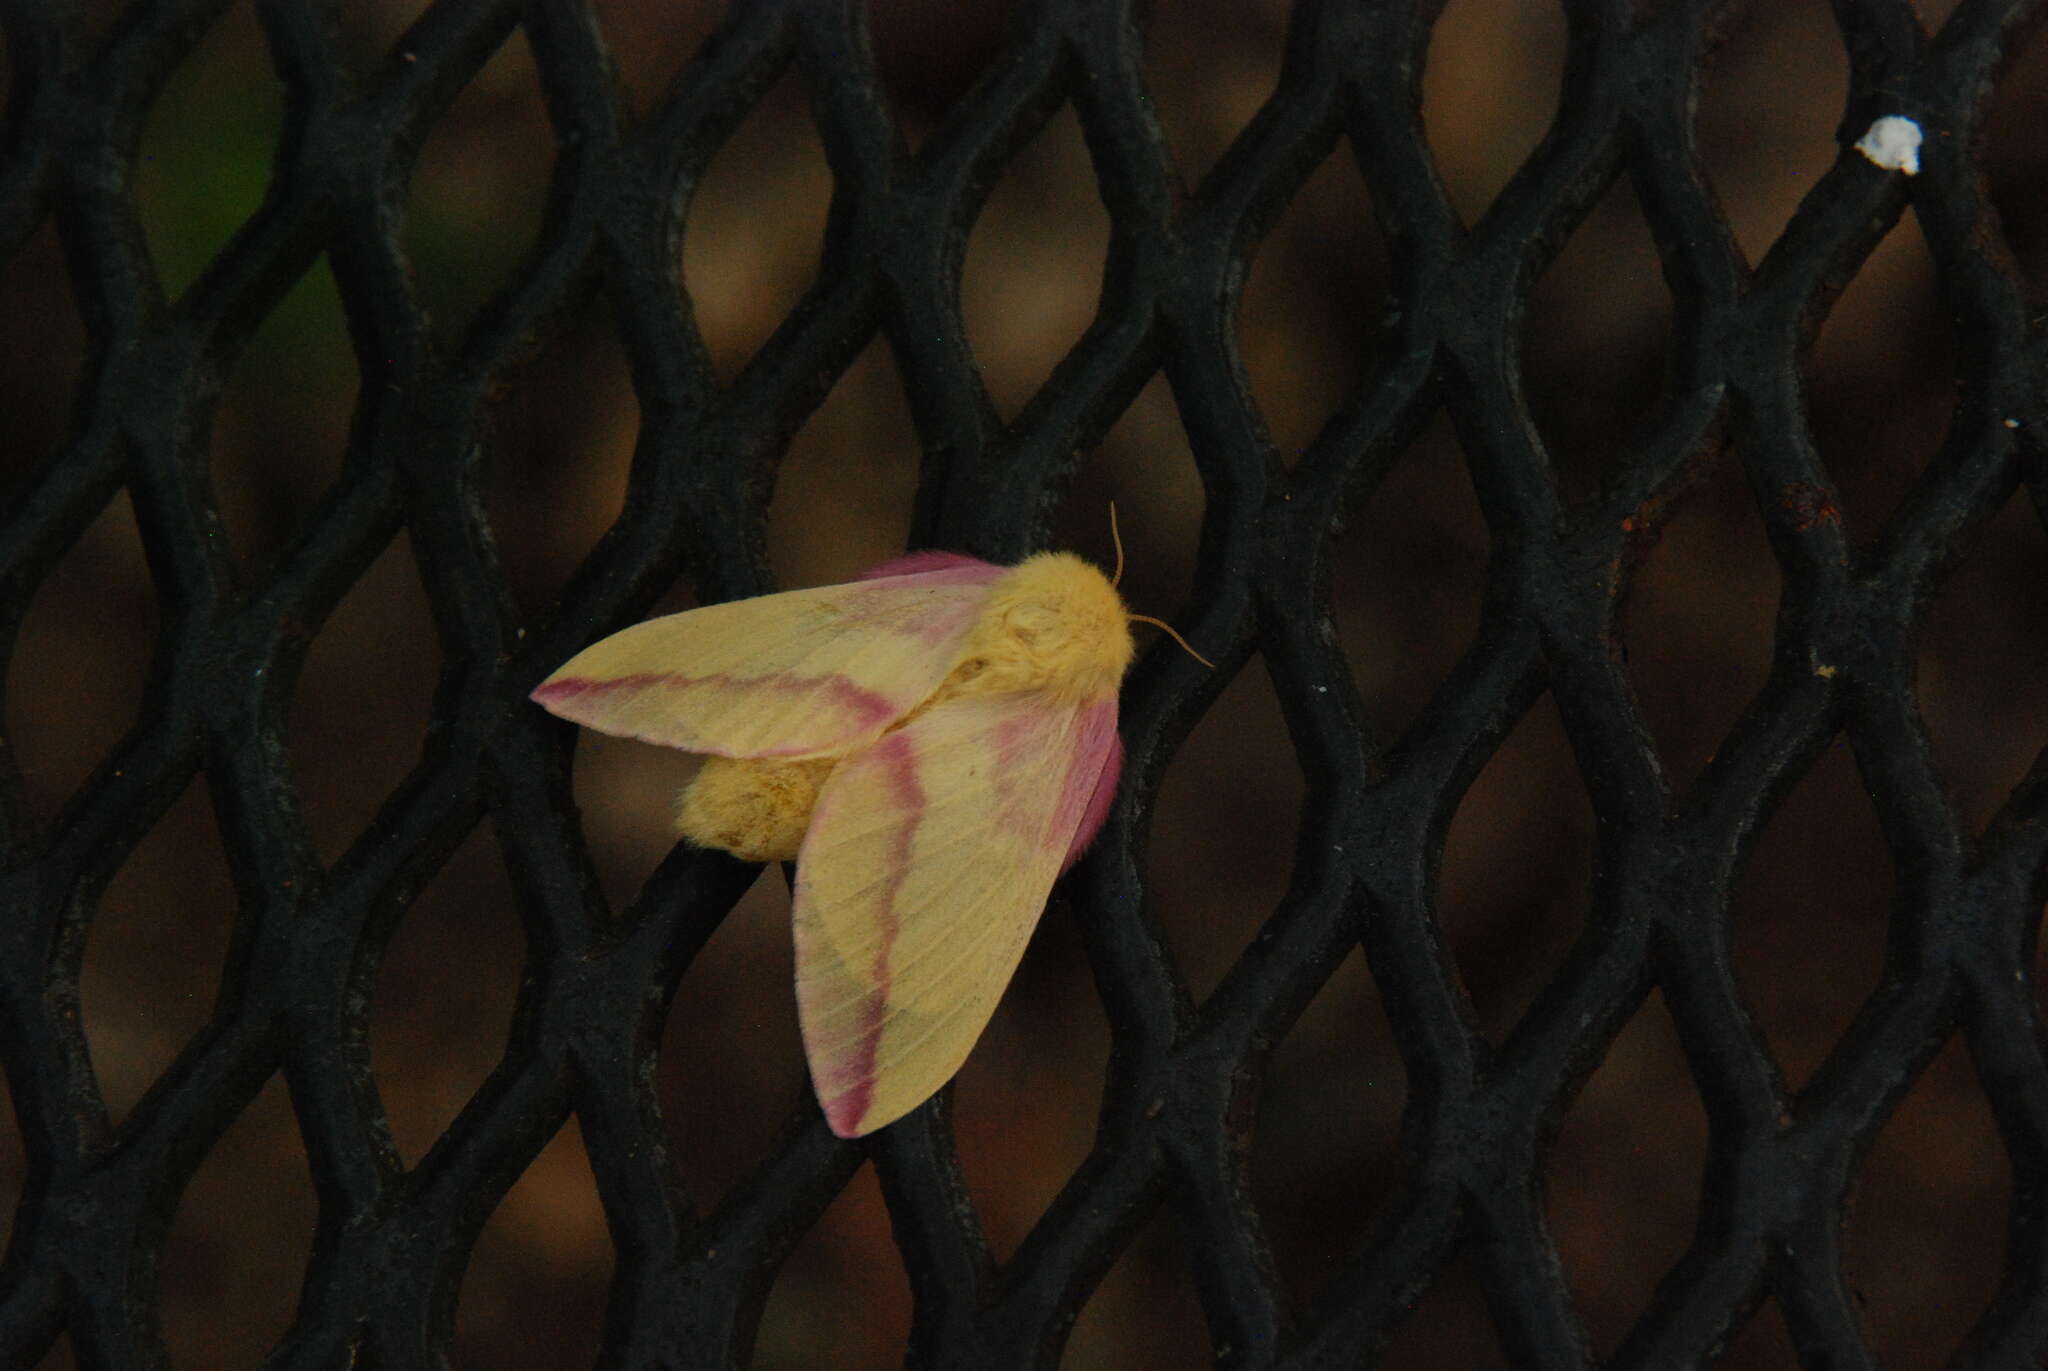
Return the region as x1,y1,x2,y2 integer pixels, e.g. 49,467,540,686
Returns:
531,543,1198,1137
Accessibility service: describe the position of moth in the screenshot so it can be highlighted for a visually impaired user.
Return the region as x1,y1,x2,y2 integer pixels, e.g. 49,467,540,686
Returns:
531,527,1202,1137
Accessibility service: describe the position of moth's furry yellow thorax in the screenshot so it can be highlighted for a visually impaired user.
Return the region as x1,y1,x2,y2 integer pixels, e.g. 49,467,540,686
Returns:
947,551,1134,704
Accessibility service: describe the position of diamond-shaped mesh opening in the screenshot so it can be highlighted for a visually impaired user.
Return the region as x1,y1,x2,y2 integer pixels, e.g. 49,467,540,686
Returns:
1546,989,1706,1360
1919,493,2048,834
1419,0,1568,226
157,1075,314,1367
481,292,639,623
210,257,358,577
406,23,554,347
1142,0,1288,185
1239,142,1386,464
1619,453,1779,792
1247,947,1404,1309
1049,374,1205,606
1436,692,1594,1045
4,2,2048,1368
658,870,807,1207
134,1,284,303
1730,736,1893,1091
1806,214,1957,541
1839,1034,2008,1363
6,491,157,821
285,533,439,865
766,337,921,586
452,1115,612,1367
1983,18,2048,289
680,69,836,387
1147,653,1304,1002
1519,174,1676,506
1694,0,1849,265
959,103,1112,421
1330,413,1490,740
368,826,525,1166
949,898,1111,1266
81,770,236,1126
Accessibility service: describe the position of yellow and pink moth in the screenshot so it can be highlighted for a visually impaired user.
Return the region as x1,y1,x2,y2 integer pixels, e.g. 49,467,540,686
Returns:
531,542,1193,1137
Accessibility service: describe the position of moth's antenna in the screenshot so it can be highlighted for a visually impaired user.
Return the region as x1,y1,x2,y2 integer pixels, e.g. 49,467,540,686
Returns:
1108,501,1126,588
1108,503,1211,667
1131,613,1216,669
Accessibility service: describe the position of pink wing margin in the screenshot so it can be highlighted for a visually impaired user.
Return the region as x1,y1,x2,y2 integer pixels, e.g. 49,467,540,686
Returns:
1061,719,1122,871
858,550,997,581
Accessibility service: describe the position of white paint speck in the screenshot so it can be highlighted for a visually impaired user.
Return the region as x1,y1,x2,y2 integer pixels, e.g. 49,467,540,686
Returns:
1855,115,1923,175
2005,418,2021,429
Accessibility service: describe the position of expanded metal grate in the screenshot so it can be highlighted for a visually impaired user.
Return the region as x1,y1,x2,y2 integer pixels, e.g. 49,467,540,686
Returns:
2,0,2047,1367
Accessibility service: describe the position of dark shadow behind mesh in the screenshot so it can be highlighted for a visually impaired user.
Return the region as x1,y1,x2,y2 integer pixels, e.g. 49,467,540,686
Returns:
1,1,2046,1368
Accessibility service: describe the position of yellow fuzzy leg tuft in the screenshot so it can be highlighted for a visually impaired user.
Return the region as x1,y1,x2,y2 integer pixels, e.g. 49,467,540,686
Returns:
677,755,839,861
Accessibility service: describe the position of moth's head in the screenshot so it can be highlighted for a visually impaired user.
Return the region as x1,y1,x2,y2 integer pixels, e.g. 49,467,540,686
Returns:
958,551,1135,702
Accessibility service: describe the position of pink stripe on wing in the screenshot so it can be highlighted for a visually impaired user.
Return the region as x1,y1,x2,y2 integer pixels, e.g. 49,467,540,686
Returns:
809,729,928,1136
820,675,906,737
531,669,903,753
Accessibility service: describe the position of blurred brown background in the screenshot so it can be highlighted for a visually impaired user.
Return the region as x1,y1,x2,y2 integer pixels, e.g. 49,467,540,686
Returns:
3,0,2047,1366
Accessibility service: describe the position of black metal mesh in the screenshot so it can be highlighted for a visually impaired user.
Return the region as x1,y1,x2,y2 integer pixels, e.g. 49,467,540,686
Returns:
2,0,2047,1367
